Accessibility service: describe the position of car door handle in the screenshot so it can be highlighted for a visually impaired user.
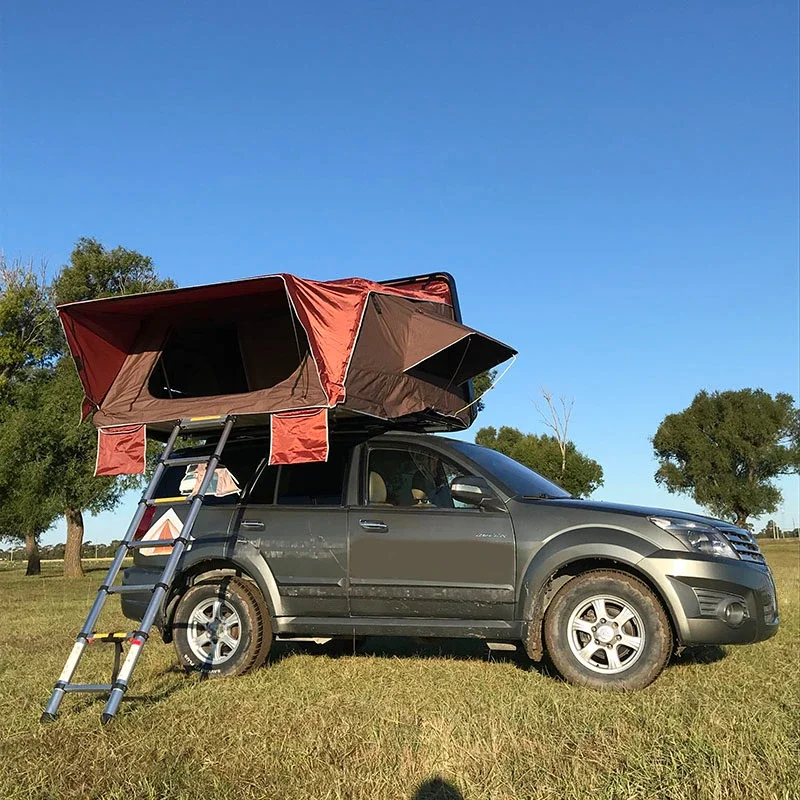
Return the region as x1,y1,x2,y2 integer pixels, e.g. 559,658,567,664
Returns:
359,519,388,533
241,520,265,531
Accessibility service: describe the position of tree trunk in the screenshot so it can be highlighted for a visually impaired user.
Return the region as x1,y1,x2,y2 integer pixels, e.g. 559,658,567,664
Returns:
64,508,85,578
25,533,41,576
734,513,749,529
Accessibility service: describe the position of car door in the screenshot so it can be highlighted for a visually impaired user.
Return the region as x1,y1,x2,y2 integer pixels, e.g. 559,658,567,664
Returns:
348,442,516,620
234,446,350,617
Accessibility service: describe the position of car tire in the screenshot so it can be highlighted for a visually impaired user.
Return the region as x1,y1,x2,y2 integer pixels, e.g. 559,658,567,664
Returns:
172,577,272,677
543,570,672,691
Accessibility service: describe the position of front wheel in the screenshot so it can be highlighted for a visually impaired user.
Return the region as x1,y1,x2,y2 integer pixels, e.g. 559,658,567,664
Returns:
172,577,272,677
543,570,672,691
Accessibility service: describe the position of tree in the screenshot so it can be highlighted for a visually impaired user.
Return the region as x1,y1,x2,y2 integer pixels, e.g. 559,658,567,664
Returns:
39,357,141,576
0,256,60,388
48,239,176,576
52,237,176,303
472,370,497,413
757,520,782,539
0,375,62,574
0,259,61,574
653,389,800,529
475,425,604,498
535,389,574,479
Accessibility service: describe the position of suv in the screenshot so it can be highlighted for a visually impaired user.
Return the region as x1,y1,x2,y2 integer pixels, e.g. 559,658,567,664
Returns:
122,432,779,690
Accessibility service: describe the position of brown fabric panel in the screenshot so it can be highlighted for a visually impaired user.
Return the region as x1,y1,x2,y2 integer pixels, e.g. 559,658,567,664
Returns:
343,367,466,421
94,381,328,427
347,295,463,377
352,294,509,378
347,294,514,421
406,333,515,384
96,307,328,427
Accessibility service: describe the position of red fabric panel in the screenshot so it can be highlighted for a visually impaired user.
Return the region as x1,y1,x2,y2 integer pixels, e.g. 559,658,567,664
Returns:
60,310,138,414
389,276,452,305
269,408,329,465
95,424,146,476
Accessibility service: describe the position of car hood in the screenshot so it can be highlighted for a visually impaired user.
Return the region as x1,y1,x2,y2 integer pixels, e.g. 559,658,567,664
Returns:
516,497,734,527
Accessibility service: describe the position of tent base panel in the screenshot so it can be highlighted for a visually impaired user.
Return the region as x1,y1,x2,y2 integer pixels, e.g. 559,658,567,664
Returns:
140,407,470,441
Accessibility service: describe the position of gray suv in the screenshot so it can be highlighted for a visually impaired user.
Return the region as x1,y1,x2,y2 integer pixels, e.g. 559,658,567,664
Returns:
122,432,779,690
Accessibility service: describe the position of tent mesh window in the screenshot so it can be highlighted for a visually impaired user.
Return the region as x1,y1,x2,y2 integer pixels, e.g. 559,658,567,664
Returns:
148,302,311,400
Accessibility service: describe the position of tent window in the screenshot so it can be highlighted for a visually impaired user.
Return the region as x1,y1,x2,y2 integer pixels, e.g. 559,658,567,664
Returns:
148,323,249,399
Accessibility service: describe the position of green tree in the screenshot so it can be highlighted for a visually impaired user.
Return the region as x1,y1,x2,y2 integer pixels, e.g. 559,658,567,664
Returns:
653,389,800,528
40,357,140,576
472,370,497,413
0,375,62,575
475,425,604,497
0,256,60,388
52,237,176,303
49,239,175,576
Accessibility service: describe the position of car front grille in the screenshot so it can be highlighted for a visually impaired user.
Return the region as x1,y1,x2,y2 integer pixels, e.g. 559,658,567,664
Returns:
719,527,765,563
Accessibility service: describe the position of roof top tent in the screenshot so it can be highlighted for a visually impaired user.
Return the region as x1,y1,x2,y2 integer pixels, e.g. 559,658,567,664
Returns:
58,272,515,468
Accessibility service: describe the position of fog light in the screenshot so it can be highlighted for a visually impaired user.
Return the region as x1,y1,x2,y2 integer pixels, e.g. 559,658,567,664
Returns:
724,601,747,627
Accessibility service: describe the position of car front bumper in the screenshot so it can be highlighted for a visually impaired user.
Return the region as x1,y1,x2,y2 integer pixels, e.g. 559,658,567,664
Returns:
640,550,779,646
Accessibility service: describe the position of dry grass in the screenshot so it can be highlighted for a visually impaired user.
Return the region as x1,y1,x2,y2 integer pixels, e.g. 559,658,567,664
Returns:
0,542,798,800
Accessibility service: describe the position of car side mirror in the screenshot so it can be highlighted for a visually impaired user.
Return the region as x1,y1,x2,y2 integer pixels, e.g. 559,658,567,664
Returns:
450,476,504,511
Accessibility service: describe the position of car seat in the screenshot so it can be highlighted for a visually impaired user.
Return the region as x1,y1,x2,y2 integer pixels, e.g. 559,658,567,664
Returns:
368,471,393,506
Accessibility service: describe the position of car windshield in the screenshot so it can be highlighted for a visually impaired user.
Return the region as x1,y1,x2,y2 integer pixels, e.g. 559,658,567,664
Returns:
448,440,572,499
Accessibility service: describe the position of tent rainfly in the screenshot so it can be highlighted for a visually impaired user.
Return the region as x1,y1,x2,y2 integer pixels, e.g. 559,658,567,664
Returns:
58,272,516,474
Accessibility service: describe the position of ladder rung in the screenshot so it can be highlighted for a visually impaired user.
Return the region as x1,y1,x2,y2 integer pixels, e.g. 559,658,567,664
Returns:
147,496,192,506
162,455,213,467
64,684,113,693
180,416,229,431
88,632,130,643
106,584,156,594
126,538,180,550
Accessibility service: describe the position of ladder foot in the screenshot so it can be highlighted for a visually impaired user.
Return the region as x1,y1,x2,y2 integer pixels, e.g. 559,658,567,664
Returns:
101,713,114,726
40,711,58,723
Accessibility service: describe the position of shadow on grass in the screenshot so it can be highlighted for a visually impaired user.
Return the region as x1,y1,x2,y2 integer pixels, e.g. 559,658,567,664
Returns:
68,674,190,717
413,777,464,799
669,644,727,667
266,635,556,678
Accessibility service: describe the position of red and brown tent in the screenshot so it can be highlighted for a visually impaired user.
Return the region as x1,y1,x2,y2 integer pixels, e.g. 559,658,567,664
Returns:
58,272,515,472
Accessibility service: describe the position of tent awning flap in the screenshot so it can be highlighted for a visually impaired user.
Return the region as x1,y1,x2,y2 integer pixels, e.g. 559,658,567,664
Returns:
405,333,516,386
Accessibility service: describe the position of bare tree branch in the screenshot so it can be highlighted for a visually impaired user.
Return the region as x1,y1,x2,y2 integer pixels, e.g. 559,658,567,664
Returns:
535,388,575,477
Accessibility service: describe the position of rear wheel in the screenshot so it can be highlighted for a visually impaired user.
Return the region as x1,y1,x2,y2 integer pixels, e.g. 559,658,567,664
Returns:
543,570,672,690
173,577,272,677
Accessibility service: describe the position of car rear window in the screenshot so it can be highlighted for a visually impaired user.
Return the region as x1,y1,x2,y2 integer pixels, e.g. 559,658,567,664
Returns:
155,445,264,506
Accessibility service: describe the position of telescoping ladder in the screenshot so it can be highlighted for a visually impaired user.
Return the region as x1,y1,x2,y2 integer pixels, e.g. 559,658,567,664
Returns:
41,414,237,724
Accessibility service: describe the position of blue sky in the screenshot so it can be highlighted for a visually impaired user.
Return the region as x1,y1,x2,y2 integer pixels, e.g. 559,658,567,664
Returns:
1,2,798,544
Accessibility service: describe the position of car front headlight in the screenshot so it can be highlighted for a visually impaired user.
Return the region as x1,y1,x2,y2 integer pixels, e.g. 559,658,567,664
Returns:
649,516,739,560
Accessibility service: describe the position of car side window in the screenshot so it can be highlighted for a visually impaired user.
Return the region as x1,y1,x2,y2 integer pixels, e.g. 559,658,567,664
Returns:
156,447,263,506
366,447,474,509
246,463,280,504
275,448,349,506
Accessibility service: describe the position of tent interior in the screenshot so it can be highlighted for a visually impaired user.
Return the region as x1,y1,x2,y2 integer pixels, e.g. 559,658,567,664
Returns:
146,292,315,401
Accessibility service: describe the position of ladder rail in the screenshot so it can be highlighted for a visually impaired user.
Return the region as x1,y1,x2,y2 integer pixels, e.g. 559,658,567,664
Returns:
101,415,236,722
42,416,235,724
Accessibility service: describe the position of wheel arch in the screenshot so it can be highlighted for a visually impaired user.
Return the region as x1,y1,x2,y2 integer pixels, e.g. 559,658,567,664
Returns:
518,532,682,660
162,551,282,641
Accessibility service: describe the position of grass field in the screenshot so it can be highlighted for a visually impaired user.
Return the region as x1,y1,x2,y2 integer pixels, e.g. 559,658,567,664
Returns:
1,542,798,800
